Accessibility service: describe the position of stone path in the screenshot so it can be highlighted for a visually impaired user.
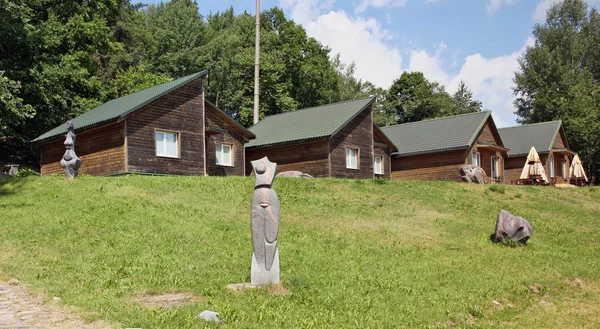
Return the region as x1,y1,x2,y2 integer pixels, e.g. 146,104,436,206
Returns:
0,280,112,329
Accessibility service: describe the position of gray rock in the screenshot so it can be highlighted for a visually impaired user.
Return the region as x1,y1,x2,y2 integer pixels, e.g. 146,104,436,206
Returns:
459,165,488,184
196,310,220,322
250,157,280,286
494,210,533,243
60,121,82,178
276,171,313,178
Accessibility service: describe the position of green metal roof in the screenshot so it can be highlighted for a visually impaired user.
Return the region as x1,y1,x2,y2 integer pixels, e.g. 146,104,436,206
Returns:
33,71,208,143
246,97,378,148
381,111,491,157
498,121,563,157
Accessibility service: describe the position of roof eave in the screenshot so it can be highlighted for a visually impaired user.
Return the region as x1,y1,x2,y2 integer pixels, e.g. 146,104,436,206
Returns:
246,136,329,150
392,145,469,158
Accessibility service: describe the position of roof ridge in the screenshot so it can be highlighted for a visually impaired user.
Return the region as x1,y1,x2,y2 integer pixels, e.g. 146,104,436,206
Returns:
498,120,562,131
381,110,489,130
250,96,375,128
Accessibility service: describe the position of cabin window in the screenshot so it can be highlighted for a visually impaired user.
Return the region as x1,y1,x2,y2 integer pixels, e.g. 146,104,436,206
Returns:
472,152,481,167
549,155,555,177
346,147,358,169
215,144,232,166
562,160,567,180
155,131,178,158
491,156,500,181
374,156,383,175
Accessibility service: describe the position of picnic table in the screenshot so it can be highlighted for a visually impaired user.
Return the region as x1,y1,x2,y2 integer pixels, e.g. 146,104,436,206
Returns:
519,174,543,186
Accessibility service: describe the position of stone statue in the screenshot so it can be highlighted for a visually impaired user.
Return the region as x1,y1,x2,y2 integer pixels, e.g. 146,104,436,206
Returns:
459,165,488,184
60,121,81,178
250,156,280,286
493,210,532,243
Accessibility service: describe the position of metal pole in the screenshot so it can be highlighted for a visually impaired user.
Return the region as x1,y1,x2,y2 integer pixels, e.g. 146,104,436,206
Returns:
253,0,260,124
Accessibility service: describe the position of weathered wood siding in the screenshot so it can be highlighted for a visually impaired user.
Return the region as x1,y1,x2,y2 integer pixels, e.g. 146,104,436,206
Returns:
126,79,205,175
205,103,245,176
373,132,392,179
40,121,126,176
329,105,375,179
246,139,330,177
391,149,467,181
468,119,505,183
504,157,525,183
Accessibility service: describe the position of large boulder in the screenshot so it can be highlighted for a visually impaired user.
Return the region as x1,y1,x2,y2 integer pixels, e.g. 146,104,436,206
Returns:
276,171,313,178
459,165,488,184
493,210,533,243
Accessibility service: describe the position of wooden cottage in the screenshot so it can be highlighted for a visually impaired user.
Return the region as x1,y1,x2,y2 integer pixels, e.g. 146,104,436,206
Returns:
498,121,575,184
381,111,508,183
33,71,255,176
245,97,398,179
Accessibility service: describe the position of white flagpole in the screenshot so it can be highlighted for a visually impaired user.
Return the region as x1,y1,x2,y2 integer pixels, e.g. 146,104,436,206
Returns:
253,0,260,124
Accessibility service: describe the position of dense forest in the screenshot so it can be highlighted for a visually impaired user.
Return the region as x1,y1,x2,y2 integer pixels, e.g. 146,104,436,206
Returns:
1,0,598,176
0,0,482,164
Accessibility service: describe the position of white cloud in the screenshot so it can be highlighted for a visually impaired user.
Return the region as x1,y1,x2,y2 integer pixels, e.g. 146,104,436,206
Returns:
280,0,533,126
407,38,535,127
532,0,559,22
355,0,408,13
282,0,403,87
487,0,518,15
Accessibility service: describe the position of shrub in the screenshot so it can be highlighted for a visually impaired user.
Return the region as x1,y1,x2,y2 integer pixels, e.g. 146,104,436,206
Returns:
488,184,506,194
15,168,40,178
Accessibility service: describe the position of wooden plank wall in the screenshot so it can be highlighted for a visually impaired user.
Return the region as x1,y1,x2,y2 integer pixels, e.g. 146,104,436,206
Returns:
391,149,467,181
373,132,392,179
126,79,205,175
245,139,330,177
329,106,375,179
39,121,126,176
205,103,246,176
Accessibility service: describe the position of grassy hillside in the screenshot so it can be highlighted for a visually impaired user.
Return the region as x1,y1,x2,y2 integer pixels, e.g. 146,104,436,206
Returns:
0,176,599,328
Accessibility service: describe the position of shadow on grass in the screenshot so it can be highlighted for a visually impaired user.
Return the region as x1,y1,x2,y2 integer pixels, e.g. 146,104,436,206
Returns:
0,176,26,197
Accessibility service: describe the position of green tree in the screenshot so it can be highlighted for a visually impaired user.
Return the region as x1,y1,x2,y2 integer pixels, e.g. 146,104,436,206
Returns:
449,80,483,115
115,65,173,97
387,71,454,123
513,0,600,175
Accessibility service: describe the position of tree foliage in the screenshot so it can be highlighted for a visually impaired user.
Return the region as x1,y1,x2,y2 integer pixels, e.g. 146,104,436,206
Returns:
513,0,600,175
386,72,482,124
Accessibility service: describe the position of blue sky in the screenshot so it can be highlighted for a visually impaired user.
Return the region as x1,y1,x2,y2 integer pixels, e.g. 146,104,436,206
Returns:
143,0,593,127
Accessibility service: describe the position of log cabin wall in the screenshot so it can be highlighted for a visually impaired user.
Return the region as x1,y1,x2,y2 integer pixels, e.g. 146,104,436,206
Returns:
245,139,330,177
39,121,126,176
467,119,505,183
390,149,468,181
504,157,525,183
204,103,246,176
329,106,375,179
126,79,205,175
373,132,392,179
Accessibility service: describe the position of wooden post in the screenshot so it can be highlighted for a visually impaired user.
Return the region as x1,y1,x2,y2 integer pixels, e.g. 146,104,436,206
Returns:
253,0,260,125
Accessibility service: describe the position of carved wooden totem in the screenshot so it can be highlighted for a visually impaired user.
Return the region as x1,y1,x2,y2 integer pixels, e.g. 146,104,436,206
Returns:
60,121,82,178
250,156,280,286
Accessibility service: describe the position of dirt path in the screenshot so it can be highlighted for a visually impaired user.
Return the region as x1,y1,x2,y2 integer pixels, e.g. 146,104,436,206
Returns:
0,280,112,329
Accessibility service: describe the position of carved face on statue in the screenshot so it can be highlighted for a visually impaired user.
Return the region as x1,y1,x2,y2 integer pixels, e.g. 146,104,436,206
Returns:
60,120,81,178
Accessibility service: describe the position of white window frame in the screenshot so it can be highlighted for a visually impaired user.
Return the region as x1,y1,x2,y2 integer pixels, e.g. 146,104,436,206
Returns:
155,130,179,158
346,147,359,169
562,159,567,180
549,155,555,177
215,143,233,166
472,152,481,167
374,156,383,175
491,156,500,181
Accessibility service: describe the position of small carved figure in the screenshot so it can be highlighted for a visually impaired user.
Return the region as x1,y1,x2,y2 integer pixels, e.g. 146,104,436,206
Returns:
60,121,81,178
250,156,280,286
493,210,532,243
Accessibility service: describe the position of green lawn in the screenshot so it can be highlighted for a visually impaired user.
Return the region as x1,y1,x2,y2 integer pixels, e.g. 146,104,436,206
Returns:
0,176,599,328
